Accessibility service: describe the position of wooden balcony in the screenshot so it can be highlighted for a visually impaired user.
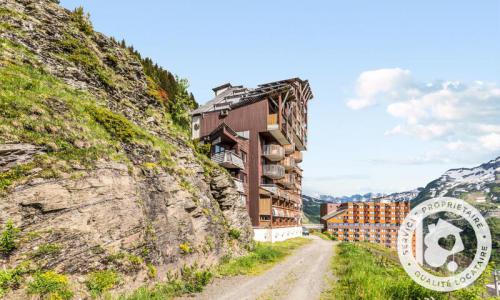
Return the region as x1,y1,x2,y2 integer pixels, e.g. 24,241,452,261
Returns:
260,184,289,200
267,113,291,146
211,151,244,169
282,157,296,170
262,144,285,161
284,143,295,154
288,192,301,203
278,174,295,189
293,130,307,151
262,164,285,179
293,151,303,163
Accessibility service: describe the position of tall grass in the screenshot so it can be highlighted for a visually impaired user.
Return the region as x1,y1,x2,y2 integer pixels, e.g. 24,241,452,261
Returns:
216,237,311,276
322,243,495,300
120,264,212,300
322,243,445,300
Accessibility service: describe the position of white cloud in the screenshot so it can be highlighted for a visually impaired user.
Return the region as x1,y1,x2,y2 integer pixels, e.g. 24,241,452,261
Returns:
346,68,411,110
346,97,374,110
347,68,500,160
385,123,451,140
446,140,467,151
479,133,500,151
477,124,500,134
387,100,428,124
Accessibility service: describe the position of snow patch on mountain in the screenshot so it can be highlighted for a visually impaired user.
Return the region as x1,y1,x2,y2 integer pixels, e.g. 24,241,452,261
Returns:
427,157,499,198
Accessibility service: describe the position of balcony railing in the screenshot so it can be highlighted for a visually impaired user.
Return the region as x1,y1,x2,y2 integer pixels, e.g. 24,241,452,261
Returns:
284,144,295,154
233,178,245,193
267,113,278,126
211,151,244,169
283,157,296,170
278,174,295,188
261,184,279,195
262,164,285,179
261,184,289,200
288,192,301,203
293,151,303,163
294,166,303,177
262,144,285,161
267,114,292,146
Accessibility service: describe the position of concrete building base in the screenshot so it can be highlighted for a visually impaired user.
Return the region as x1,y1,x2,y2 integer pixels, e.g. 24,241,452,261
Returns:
253,226,303,242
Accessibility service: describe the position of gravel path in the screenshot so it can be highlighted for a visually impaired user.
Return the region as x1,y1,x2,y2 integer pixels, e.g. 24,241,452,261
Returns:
178,236,335,300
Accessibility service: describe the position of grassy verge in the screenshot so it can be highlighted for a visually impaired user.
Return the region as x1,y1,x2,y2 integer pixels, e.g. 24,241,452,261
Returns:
321,243,494,300
120,238,310,299
216,237,311,276
310,230,337,241
119,264,212,300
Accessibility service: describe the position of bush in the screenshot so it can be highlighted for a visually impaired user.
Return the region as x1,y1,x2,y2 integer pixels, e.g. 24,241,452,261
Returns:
86,105,140,142
228,228,241,240
177,264,212,293
0,220,20,254
146,264,157,279
179,243,192,254
32,243,62,257
0,164,32,193
127,254,143,266
0,268,22,296
192,140,211,156
120,265,212,299
85,270,120,297
71,7,93,35
27,271,73,300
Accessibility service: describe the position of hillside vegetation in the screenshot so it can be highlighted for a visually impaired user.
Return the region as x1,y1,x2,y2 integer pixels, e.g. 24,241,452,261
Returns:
322,243,495,300
0,0,252,298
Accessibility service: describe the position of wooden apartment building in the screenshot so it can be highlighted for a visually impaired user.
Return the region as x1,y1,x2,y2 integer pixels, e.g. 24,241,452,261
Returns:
191,78,313,242
321,200,410,249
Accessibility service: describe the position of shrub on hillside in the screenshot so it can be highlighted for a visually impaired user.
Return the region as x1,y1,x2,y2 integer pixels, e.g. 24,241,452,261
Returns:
0,220,20,255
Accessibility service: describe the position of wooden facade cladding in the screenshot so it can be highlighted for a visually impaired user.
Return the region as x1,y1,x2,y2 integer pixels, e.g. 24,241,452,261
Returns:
192,78,313,229
198,100,268,137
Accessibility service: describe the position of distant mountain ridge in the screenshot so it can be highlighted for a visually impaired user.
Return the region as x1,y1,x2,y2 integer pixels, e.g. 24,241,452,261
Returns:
314,189,422,204
301,189,422,223
303,156,500,222
413,156,500,206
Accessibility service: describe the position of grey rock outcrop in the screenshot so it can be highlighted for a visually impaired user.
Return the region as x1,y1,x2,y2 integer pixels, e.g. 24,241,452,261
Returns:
0,144,45,172
0,0,253,297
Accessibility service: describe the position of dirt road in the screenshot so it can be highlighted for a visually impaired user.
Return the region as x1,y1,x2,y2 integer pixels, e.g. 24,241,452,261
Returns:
181,236,335,300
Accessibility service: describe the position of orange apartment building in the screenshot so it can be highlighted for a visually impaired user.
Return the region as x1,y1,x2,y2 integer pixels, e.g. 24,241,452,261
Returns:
321,200,410,249
191,78,313,242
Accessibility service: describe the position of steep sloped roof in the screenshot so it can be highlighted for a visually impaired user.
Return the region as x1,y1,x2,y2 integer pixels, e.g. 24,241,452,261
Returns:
191,78,313,116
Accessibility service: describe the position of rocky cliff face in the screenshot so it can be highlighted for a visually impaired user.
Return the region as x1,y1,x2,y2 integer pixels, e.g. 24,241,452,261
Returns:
0,0,252,297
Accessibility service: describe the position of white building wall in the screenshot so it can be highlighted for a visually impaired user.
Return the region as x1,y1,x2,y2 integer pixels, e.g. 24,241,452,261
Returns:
191,116,201,139
253,226,302,242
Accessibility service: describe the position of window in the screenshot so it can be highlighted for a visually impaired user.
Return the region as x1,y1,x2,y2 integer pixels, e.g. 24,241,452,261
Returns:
240,173,247,183
241,150,247,162
214,144,225,153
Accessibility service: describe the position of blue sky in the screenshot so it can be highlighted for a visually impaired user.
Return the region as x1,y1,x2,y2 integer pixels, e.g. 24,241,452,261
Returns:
60,0,500,196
